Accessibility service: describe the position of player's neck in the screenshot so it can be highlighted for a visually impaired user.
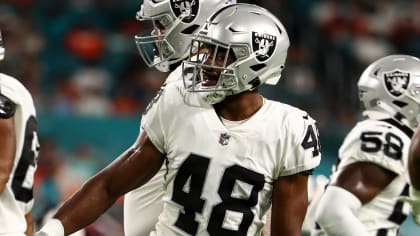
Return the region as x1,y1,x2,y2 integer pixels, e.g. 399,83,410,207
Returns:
214,90,264,121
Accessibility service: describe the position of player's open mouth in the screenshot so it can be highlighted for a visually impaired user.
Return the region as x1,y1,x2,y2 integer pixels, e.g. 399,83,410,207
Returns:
153,45,160,57
201,70,219,86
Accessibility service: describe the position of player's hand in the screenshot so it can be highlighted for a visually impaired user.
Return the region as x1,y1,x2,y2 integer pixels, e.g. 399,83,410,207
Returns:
398,186,420,225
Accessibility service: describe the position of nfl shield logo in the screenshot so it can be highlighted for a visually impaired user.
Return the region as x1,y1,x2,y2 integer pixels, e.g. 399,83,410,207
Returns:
219,133,230,146
384,70,410,97
170,0,199,23
252,31,277,62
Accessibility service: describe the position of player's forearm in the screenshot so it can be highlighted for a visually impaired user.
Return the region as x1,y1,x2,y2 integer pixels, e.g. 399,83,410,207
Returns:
53,175,120,234
37,186,117,236
49,146,155,234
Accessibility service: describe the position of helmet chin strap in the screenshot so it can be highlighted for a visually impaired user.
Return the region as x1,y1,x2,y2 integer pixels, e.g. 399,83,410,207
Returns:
154,52,185,72
200,90,228,104
155,60,170,72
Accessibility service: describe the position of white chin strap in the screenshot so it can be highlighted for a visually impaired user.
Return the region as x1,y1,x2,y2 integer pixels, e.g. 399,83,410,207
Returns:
200,91,228,104
155,60,170,72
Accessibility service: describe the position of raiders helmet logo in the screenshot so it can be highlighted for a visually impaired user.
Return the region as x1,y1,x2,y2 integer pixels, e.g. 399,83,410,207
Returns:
384,70,410,97
170,0,199,23
252,31,277,62
219,133,230,146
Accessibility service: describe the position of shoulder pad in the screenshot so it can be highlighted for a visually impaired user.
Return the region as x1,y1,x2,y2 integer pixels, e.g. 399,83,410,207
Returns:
0,94,16,119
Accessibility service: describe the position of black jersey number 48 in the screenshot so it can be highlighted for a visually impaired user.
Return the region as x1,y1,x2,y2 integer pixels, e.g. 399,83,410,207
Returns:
171,154,265,236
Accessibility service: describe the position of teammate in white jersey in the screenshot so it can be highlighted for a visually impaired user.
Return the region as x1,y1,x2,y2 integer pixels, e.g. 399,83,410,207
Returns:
0,30,39,236
310,55,420,236
127,0,235,235
37,4,320,235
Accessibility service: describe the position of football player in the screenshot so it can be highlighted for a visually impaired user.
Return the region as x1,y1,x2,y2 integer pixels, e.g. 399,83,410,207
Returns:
400,127,420,224
311,55,420,235
126,0,235,235
37,4,320,235
0,30,40,236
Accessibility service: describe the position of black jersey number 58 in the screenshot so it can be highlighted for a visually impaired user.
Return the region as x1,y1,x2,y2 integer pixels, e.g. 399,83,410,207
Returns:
360,131,403,160
171,154,265,236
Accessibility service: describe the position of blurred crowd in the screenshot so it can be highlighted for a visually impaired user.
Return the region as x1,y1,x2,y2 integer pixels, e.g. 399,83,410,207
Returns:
1,0,420,234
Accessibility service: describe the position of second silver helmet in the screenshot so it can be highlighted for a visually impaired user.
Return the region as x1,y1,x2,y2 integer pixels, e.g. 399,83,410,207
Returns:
135,0,235,72
358,55,420,129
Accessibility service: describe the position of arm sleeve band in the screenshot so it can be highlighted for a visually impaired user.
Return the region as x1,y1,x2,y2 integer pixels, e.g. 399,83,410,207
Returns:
315,186,369,236
37,219,64,236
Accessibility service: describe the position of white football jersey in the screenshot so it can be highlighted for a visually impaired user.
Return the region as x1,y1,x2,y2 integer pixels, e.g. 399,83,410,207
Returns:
311,119,412,236
124,66,183,236
142,81,321,236
0,73,38,235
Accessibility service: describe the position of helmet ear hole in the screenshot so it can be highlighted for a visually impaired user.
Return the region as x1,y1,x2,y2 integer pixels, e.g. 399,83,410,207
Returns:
250,64,266,72
393,100,408,108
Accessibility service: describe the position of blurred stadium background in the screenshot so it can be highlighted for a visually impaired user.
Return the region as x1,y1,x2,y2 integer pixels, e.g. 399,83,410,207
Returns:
0,0,419,235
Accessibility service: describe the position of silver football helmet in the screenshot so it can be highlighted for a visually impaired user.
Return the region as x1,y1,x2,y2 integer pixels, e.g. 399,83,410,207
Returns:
358,55,420,129
135,0,235,72
182,4,290,104
0,30,4,61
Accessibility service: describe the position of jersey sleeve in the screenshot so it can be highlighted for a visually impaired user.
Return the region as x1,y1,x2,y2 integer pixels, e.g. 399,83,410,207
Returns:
337,121,407,175
142,82,183,154
141,85,168,154
276,112,321,178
